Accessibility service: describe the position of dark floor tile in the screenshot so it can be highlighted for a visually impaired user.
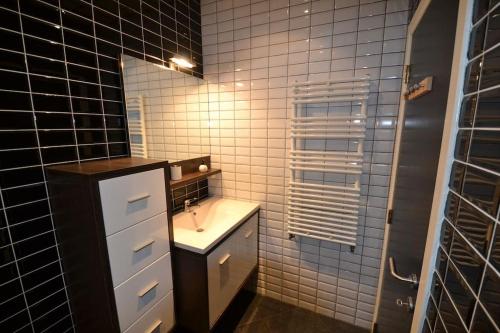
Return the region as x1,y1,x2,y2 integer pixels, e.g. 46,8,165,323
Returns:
234,320,271,333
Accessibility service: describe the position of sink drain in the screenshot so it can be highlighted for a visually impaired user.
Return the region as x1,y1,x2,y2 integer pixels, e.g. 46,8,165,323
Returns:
196,227,204,232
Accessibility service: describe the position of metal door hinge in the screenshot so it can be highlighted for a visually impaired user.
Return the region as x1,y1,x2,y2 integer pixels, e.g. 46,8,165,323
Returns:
387,209,393,225
404,64,411,84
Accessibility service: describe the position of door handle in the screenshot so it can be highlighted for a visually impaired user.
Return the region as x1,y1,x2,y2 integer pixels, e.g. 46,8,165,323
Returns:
389,257,418,288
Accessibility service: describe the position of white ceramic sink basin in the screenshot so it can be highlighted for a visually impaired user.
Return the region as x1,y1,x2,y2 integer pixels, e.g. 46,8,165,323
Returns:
173,197,259,254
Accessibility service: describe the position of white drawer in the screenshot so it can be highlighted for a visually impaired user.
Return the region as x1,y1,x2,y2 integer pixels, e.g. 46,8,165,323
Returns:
114,253,173,331
206,212,258,328
235,213,258,279
99,168,167,235
107,212,170,287
123,291,175,333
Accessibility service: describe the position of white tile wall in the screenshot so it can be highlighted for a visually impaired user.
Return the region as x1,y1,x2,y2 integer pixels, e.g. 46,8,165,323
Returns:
125,0,409,329
200,0,409,329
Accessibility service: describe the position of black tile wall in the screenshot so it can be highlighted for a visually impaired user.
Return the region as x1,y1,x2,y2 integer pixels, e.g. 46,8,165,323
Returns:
0,0,202,332
171,178,209,214
427,1,500,332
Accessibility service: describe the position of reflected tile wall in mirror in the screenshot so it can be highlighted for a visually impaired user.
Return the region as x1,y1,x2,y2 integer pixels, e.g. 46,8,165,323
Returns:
122,55,210,162
427,1,500,332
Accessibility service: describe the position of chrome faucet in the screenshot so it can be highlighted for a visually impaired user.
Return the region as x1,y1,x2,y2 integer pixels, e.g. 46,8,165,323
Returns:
184,198,199,213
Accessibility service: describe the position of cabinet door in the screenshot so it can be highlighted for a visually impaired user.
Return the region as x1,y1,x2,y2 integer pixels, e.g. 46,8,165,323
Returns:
236,213,258,279
99,168,167,235
107,212,170,287
114,253,173,331
206,234,239,328
123,292,175,333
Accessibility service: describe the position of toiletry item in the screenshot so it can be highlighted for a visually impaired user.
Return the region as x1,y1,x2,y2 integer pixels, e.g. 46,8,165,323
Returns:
199,160,208,173
170,165,182,180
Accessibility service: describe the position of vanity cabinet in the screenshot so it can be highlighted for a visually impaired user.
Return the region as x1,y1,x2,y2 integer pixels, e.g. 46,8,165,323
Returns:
173,212,258,332
47,158,175,333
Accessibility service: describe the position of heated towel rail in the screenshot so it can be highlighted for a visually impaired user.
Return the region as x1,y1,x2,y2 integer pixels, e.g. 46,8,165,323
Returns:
287,77,370,247
126,95,148,158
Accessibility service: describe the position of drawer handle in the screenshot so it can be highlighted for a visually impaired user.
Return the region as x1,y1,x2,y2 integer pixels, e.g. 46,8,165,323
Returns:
138,281,159,298
145,319,162,333
133,239,155,252
244,230,253,239
127,193,151,203
219,253,231,265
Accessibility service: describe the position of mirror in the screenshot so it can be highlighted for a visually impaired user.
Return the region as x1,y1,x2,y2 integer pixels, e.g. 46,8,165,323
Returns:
121,54,210,162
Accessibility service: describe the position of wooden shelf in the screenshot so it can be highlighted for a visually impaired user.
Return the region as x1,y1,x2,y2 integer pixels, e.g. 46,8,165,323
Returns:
170,168,221,189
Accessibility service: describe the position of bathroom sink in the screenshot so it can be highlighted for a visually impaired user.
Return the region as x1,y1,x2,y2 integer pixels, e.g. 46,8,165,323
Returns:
173,197,259,254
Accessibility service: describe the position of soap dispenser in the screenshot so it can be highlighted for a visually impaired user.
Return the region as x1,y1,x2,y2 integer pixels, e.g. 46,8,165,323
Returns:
199,160,208,173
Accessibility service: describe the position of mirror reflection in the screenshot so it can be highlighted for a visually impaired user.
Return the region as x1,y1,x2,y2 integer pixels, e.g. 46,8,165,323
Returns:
121,54,210,162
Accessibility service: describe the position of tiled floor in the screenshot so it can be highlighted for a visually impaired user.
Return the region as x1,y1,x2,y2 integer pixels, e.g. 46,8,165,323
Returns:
213,290,370,333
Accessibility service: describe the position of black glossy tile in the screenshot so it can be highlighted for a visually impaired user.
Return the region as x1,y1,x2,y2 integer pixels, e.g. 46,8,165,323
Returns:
6,199,50,225
71,97,101,114
122,19,142,40
21,15,62,43
13,230,56,259
449,230,485,293
27,55,66,78
77,130,106,144
0,7,21,31
479,266,500,327
95,24,121,45
120,4,141,25
68,63,99,83
440,219,454,253
101,86,122,101
0,277,23,303
485,6,500,50
0,148,40,170
106,115,126,129
24,274,64,305
63,29,95,52
96,40,122,58
490,227,500,272
10,215,53,244
480,46,500,90
36,112,73,129
435,246,448,278
0,69,28,91
38,130,76,147
108,142,128,156
438,291,467,333
19,0,61,25
60,0,92,18
473,0,490,23
24,35,64,60
464,57,482,94
65,46,97,68
0,295,28,323
426,297,438,328
93,8,120,30
474,87,500,127
0,310,31,333
30,288,68,319
123,34,144,53
444,262,476,325
0,261,18,285
0,244,15,266
0,131,37,150
434,316,446,333
461,165,499,217
17,246,59,276
0,29,23,53
41,146,78,164
0,49,26,72
470,304,497,332
3,183,47,207
468,130,500,173
106,129,127,142
61,11,93,35
103,100,123,115
44,315,73,333
74,114,104,129
29,75,68,95
0,112,34,130
69,81,100,99
0,166,45,188
22,261,61,291
94,0,119,14
100,71,121,87
78,144,108,160
33,94,71,112
33,301,71,332
453,199,495,256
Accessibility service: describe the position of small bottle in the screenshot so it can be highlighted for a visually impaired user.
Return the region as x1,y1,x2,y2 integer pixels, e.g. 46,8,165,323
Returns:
199,160,208,173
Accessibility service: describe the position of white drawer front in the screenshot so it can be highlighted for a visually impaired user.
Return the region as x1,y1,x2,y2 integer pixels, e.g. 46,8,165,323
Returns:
235,213,258,279
99,168,167,235
207,233,239,328
206,212,258,328
115,253,173,331
107,212,170,287
123,291,175,333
